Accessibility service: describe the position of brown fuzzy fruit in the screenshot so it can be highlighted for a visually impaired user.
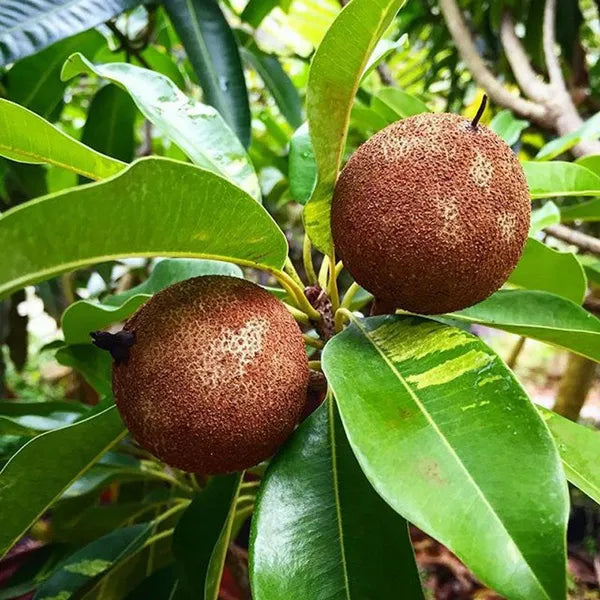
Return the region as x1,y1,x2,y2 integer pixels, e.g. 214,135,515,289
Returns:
331,112,530,314
112,275,309,474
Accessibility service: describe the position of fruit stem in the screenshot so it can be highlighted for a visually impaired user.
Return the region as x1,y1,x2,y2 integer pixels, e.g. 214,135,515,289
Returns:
317,256,329,289
303,334,324,349
273,269,322,321
327,253,340,312
308,360,322,370
471,94,488,129
334,307,354,333
340,281,361,311
282,302,310,325
303,235,318,284
284,257,305,289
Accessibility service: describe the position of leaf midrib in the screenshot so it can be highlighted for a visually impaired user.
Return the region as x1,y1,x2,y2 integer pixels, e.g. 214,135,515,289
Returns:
351,316,552,600
328,399,351,600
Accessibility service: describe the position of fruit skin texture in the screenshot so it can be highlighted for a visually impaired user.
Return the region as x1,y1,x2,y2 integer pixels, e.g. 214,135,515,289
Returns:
112,275,309,474
331,112,530,314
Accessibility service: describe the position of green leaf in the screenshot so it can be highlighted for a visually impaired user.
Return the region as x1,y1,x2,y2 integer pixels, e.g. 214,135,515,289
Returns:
81,85,137,164
0,99,126,180
6,30,104,120
538,407,600,505
523,160,600,198
323,315,568,600
0,400,86,436
240,0,283,28
288,123,316,205
173,473,242,600
0,157,287,299
163,0,251,147
62,259,243,344
560,198,600,222
361,37,405,81
0,405,125,558
508,237,587,304
536,112,600,161
109,259,243,305
304,0,406,254
575,153,600,176
530,201,560,233
579,256,600,285
448,289,600,362
240,40,303,129
489,110,529,146
55,344,113,397
34,523,153,600
371,87,429,123
62,54,260,201
0,0,140,65
250,399,423,599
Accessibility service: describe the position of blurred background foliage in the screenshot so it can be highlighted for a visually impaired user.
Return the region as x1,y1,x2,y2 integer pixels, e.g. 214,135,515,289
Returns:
1,0,600,598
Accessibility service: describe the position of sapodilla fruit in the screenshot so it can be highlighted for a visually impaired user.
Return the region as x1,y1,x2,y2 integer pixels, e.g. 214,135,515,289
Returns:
107,275,309,474
331,111,530,314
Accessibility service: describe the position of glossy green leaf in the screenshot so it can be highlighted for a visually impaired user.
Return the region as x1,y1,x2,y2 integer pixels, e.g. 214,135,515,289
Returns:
0,405,125,558
323,315,568,600
0,400,86,436
240,41,303,129
523,160,600,198
304,0,406,254
0,99,125,180
127,566,179,600
448,289,600,362
81,85,137,164
6,30,104,120
361,37,405,81
81,532,174,600
251,399,423,599
560,198,600,222
241,0,283,28
371,87,429,123
163,0,251,147
173,473,242,599
62,259,243,344
579,256,600,285
575,153,600,176
0,0,140,65
536,113,600,161
55,344,113,398
62,54,260,200
530,201,560,233
538,407,600,505
0,157,287,299
508,237,587,304
108,258,243,305
289,123,317,204
34,523,153,600
489,110,529,146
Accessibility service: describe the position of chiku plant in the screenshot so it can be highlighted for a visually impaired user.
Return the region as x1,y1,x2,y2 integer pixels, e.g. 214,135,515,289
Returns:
1,1,599,599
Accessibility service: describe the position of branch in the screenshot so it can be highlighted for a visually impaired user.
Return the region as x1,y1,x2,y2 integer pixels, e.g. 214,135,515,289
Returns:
545,224,600,255
438,0,547,122
584,295,600,316
499,12,549,103
543,0,565,90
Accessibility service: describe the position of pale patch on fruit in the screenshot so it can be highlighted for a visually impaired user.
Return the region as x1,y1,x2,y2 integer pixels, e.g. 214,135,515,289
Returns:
469,153,494,188
198,317,269,388
497,212,517,240
381,135,419,160
435,196,462,245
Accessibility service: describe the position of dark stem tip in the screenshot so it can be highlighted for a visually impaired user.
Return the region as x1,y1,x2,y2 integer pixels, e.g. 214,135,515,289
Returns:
90,330,136,365
471,94,488,130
